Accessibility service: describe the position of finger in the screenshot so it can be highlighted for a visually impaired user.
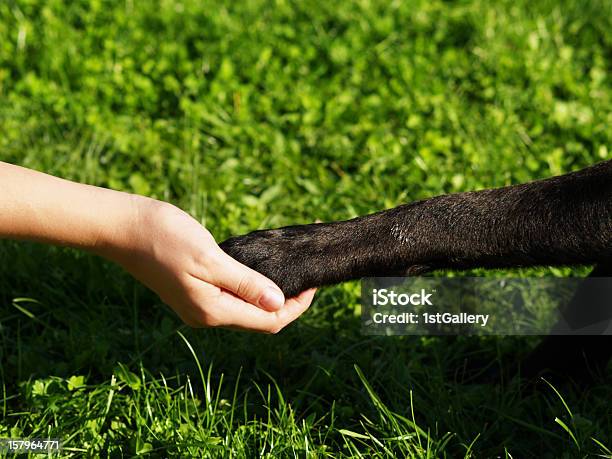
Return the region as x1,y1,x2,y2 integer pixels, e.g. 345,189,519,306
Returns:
205,251,285,311
209,288,316,333
289,288,317,309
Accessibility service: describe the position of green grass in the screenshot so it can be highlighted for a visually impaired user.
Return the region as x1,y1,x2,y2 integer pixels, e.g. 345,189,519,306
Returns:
1,0,611,456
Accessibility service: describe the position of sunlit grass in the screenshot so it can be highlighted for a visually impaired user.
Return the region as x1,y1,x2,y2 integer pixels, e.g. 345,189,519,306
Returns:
0,0,611,456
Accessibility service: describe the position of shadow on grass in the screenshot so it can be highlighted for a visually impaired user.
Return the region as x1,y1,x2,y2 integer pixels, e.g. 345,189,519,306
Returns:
1,241,611,456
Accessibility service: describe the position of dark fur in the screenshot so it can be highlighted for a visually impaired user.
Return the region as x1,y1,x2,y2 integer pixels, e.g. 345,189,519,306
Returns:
221,160,612,298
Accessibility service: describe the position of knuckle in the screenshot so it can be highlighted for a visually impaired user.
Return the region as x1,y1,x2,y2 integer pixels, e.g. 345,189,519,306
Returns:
235,275,256,299
181,279,200,298
194,254,217,283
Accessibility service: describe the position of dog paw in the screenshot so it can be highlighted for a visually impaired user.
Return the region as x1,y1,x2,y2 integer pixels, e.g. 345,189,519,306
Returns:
220,226,319,297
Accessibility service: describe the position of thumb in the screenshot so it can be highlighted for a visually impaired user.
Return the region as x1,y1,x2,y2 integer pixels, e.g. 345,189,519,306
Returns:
209,252,286,311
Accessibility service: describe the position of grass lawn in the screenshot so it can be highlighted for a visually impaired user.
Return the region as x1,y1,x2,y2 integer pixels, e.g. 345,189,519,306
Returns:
1,0,611,456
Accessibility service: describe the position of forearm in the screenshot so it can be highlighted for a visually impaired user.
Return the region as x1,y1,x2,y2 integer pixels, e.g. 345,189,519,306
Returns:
0,161,140,255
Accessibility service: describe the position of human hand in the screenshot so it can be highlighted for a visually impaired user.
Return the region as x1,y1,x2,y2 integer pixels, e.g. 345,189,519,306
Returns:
0,162,315,332
98,197,316,332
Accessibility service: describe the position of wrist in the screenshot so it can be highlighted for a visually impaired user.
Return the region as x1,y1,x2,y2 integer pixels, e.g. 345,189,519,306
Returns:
89,192,153,262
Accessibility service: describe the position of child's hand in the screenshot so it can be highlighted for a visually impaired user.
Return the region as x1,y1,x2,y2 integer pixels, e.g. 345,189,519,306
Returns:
0,162,315,332
98,198,316,332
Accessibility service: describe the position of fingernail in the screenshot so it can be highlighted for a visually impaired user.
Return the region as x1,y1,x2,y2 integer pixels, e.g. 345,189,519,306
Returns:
260,287,285,310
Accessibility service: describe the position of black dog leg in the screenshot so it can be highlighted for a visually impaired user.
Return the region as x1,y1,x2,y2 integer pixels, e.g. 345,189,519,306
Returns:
221,160,612,297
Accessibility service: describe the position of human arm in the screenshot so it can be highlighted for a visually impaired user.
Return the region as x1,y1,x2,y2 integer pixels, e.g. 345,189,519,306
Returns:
0,161,315,332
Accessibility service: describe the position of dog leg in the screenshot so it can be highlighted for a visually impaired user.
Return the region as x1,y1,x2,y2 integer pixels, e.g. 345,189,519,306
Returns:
221,160,612,297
